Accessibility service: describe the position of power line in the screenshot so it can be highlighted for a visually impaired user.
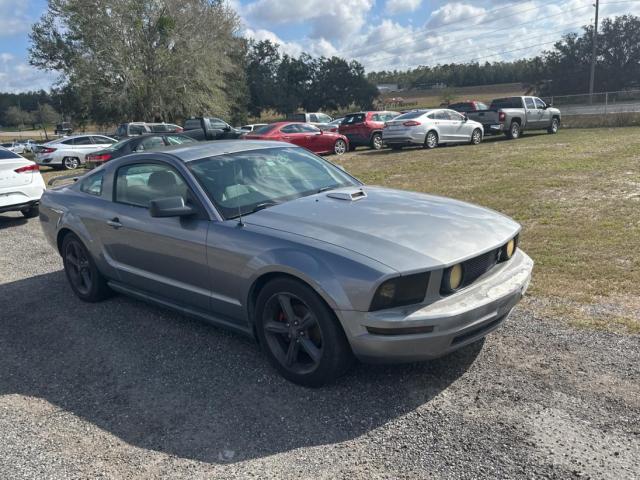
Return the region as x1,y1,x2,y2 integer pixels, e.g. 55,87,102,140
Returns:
363,24,585,71
359,6,593,70
337,0,567,56
361,0,640,72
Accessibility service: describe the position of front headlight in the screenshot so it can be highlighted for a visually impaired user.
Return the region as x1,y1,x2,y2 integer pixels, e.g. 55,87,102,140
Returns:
501,235,519,261
369,272,430,311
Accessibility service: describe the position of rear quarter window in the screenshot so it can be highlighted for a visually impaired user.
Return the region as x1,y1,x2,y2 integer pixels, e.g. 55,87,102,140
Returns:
80,172,104,196
0,149,20,159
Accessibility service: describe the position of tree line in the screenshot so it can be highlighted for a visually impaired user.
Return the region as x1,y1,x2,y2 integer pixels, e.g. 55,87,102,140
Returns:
369,15,640,96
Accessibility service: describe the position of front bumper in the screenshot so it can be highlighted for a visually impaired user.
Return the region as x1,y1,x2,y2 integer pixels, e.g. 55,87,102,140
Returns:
337,249,533,363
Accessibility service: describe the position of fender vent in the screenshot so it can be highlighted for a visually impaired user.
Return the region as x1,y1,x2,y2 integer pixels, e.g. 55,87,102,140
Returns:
326,189,367,201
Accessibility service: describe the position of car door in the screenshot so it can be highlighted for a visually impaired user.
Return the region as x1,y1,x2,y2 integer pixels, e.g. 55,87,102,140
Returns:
279,124,306,147
98,160,211,310
523,97,538,128
534,98,551,128
434,110,454,141
69,136,97,161
298,123,326,153
445,110,469,142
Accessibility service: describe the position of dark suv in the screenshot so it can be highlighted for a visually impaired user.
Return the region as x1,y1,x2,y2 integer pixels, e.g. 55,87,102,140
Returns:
338,111,400,150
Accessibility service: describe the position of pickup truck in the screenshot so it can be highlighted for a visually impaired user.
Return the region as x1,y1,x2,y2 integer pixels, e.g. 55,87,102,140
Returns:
182,117,243,141
467,96,561,139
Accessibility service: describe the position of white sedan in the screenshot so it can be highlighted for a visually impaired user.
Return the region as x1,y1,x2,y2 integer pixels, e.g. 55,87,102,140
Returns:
35,134,117,170
0,147,45,218
383,109,484,150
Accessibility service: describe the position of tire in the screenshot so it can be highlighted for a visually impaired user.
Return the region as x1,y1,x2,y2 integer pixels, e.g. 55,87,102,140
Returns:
21,205,39,218
333,139,347,155
424,130,439,149
370,133,383,150
62,156,80,170
470,128,482,145
62,233,112,302
255,278,354,387
547,117,559,134
506,121,521,139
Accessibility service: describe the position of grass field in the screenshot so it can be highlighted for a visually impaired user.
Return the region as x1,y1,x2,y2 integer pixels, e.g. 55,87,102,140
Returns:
338,127,640,334
36,126,640,334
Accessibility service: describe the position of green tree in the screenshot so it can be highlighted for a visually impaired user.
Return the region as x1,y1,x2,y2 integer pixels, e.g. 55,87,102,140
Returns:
30,0,242,123
246,40,281,117
4,106,31,128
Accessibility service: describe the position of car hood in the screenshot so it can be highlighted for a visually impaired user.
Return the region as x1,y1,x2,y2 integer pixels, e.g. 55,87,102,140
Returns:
244,186,520,272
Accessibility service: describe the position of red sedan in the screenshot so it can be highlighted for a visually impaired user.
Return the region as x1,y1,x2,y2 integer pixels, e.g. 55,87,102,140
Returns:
243,122,349,155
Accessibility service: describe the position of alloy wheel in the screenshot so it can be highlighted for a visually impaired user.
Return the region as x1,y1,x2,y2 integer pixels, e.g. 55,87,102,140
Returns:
64,157,79,170
262,292,323,374
334,139,347,155
372,134,383,150
64,238,92,296
426,132,438,148
472,129,482,145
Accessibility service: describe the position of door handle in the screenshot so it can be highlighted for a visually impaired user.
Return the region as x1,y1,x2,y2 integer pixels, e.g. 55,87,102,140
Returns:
107,217,122,229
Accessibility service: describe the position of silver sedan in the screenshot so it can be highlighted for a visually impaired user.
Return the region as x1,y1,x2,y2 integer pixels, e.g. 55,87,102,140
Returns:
40,140,532,386
383,109,484,149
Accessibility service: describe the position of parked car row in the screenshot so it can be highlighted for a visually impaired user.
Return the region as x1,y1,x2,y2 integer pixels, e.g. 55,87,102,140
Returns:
0,146,45,218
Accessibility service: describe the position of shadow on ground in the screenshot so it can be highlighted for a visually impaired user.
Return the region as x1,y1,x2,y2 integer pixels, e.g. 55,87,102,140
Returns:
0,213,27,229
0,270,483,464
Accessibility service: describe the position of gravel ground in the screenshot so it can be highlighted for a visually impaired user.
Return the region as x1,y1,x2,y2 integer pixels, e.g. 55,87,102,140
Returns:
1,212,639,479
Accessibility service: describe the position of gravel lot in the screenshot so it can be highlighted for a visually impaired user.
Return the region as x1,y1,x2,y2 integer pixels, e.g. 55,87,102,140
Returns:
1,212,639,479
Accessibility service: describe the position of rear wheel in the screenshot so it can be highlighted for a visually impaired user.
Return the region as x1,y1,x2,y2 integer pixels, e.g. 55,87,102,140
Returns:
371,133,383,150
424,130,439,149
62,233,112,302
256,278,354,387
21,205,39,218
506,121,521,139
333,139,347,155
470,128,482,145
62,156,80,170
547,117,559,134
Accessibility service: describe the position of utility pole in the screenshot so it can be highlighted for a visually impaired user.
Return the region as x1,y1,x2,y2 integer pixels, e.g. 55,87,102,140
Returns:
588,0,599,102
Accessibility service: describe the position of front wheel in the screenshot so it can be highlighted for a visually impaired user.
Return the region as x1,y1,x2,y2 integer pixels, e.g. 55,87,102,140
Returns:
333,139,347,155
370,133,383,150
256,278,354,387
62,233,112,302
470,128,482,145
424,131,439,149
62,156,80,170
547,117,559,134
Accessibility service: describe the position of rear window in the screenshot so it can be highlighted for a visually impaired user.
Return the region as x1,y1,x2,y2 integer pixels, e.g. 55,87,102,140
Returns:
490,97,523,109
0,148,20,159
184,119,201,130
449,103,473,112
290,113,306,122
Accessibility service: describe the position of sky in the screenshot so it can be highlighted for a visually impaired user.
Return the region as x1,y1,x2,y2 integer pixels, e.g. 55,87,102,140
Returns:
1,0,639,93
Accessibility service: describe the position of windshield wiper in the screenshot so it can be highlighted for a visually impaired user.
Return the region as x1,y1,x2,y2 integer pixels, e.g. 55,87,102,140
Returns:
317,185,338,193
246,201,279,214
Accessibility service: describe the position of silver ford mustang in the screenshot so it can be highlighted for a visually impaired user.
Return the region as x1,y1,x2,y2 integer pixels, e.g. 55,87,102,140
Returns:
40,140,533,386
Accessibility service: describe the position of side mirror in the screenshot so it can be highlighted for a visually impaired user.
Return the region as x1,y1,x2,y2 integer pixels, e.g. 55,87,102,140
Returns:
462,114,468,122
149,196,197,218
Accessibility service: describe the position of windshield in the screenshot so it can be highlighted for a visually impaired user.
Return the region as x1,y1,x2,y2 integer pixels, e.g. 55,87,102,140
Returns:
395,110,429,120
252,124,278,134
188,147,360,219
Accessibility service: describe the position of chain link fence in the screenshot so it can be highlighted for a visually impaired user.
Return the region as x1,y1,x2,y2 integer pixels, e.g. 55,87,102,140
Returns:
541,89,640,116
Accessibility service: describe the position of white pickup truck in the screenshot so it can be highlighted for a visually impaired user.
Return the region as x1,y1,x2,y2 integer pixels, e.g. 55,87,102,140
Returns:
467,96,561,139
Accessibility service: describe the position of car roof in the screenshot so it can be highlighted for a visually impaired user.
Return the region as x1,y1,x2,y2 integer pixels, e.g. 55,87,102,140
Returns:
158,139,295,162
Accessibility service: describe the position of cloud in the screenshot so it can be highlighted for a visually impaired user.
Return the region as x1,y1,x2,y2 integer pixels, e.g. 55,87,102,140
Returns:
244,0,374,40
427,3,486,28
385,0,423,15
0,54,57,93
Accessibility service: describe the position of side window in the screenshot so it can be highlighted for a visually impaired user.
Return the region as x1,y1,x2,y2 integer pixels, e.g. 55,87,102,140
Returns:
317,114,331,123
73,136,93,145
534,98,546,109
447,111,464,121
61,139,75,145
299,124,320,133
427,113,436,119
80,172,104,196
281,124,301,134
165,135,195,145
370,113,381,122
309,114,319,123
525,97,536,109
92,136,114,144
116,126,126,137
134,136,166,152
435,111,448,120
129,125,146,135
115,163,188,208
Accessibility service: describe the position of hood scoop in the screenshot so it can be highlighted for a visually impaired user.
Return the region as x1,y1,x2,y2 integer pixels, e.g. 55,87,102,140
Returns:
326,188,367,202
